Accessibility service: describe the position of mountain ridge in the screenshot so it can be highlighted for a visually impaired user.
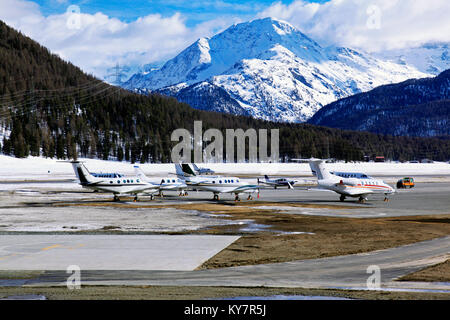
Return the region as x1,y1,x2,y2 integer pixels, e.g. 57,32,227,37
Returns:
308,69,450,137
124,17,429,123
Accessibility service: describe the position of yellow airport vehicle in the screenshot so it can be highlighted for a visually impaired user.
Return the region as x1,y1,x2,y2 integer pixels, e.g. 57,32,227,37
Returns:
397,177,415,189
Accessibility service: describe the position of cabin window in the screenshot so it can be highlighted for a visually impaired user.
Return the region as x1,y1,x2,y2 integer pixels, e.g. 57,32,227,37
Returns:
110,181,113,184
162,179,165,183
231,180,234,183
137,179,140,183
219,180,222,184
117,180,120,184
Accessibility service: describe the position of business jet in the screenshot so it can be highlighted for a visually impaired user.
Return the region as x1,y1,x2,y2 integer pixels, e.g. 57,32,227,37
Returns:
133,165,188,196
175,163,260,201
308,159,395,203
257,175,297,189
313,169,374,180
71,161,160,201
192,163,215,175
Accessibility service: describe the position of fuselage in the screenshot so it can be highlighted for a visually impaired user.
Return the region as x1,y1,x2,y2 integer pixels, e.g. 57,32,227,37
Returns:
143,176,187,191
185,175,256,194
72,162,158,195
319,176,395,196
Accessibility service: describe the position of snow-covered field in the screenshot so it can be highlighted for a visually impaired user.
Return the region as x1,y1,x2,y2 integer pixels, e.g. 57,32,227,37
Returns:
0,155,450,181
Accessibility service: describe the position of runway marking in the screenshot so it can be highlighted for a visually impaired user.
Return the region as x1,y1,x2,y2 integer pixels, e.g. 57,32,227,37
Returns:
67,244,85,250
41,244,62,251
0,254,16,261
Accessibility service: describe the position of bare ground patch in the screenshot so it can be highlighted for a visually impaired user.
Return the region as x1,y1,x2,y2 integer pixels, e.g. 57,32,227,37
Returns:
189,206,450,269
398,259,450,282
0,285,449,300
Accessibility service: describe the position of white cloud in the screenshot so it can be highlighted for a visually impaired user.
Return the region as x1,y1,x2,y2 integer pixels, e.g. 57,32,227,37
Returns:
258,0,450,52
1,0,449,81
0,0,230,80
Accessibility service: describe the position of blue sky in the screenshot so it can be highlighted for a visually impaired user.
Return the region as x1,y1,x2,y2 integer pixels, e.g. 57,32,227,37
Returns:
1,0,448,80
34,0,329,26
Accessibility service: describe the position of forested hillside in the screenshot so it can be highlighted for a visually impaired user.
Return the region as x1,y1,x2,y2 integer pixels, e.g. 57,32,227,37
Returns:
1,20,449,162
308,69,450,137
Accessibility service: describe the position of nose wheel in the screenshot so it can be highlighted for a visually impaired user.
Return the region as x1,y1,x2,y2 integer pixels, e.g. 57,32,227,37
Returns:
340,195,346,202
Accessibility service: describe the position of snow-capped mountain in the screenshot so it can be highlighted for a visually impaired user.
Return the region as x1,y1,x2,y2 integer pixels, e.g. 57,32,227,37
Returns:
124,17,429,123
375,42,450,75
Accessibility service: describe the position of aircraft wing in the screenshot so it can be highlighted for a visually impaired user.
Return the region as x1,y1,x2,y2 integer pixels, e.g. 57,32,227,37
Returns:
84,180,107,186
186,179,211,186
230,184,261,193
339,186,373,196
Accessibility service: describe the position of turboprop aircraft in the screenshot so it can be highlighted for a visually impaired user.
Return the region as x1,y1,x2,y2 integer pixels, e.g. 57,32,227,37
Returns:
175,163,260,201
257,175,297,189
71,161,160,201
308,159,395,203
133,165,188,196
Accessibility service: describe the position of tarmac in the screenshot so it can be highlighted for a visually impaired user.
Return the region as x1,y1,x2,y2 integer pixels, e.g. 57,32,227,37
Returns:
0,177,449,292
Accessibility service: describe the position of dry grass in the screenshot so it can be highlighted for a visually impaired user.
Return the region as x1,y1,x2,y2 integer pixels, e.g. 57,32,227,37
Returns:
191,207,450,269
398,259,450,282
0,285,448,300
47,200,450,271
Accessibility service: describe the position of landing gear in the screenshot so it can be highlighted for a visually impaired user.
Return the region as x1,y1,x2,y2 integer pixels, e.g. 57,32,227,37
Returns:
158,191,164,198
179,190,187,197
358,196,367,203
247,195,254,200
113,195,120,202
384,197,389,202
150,194,155,201
213,194,220,201
234,194,241,202
133,195,138,202
340,195,346,202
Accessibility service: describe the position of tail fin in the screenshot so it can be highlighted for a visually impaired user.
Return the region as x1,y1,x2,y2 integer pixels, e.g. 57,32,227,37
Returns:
181,163,197,177
309,160,332,180
71,161,93,185
133,165,148,181
175,164,185,179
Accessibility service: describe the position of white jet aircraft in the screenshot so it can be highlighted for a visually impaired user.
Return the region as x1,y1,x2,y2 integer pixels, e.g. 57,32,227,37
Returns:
257,175,297,189
191,163,215,175
175,163,260,201
71,161,160,201
133,165,189,197
308,159,395,203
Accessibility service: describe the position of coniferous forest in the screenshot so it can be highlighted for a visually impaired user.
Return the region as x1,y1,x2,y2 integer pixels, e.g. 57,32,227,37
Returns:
1,20,450,163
